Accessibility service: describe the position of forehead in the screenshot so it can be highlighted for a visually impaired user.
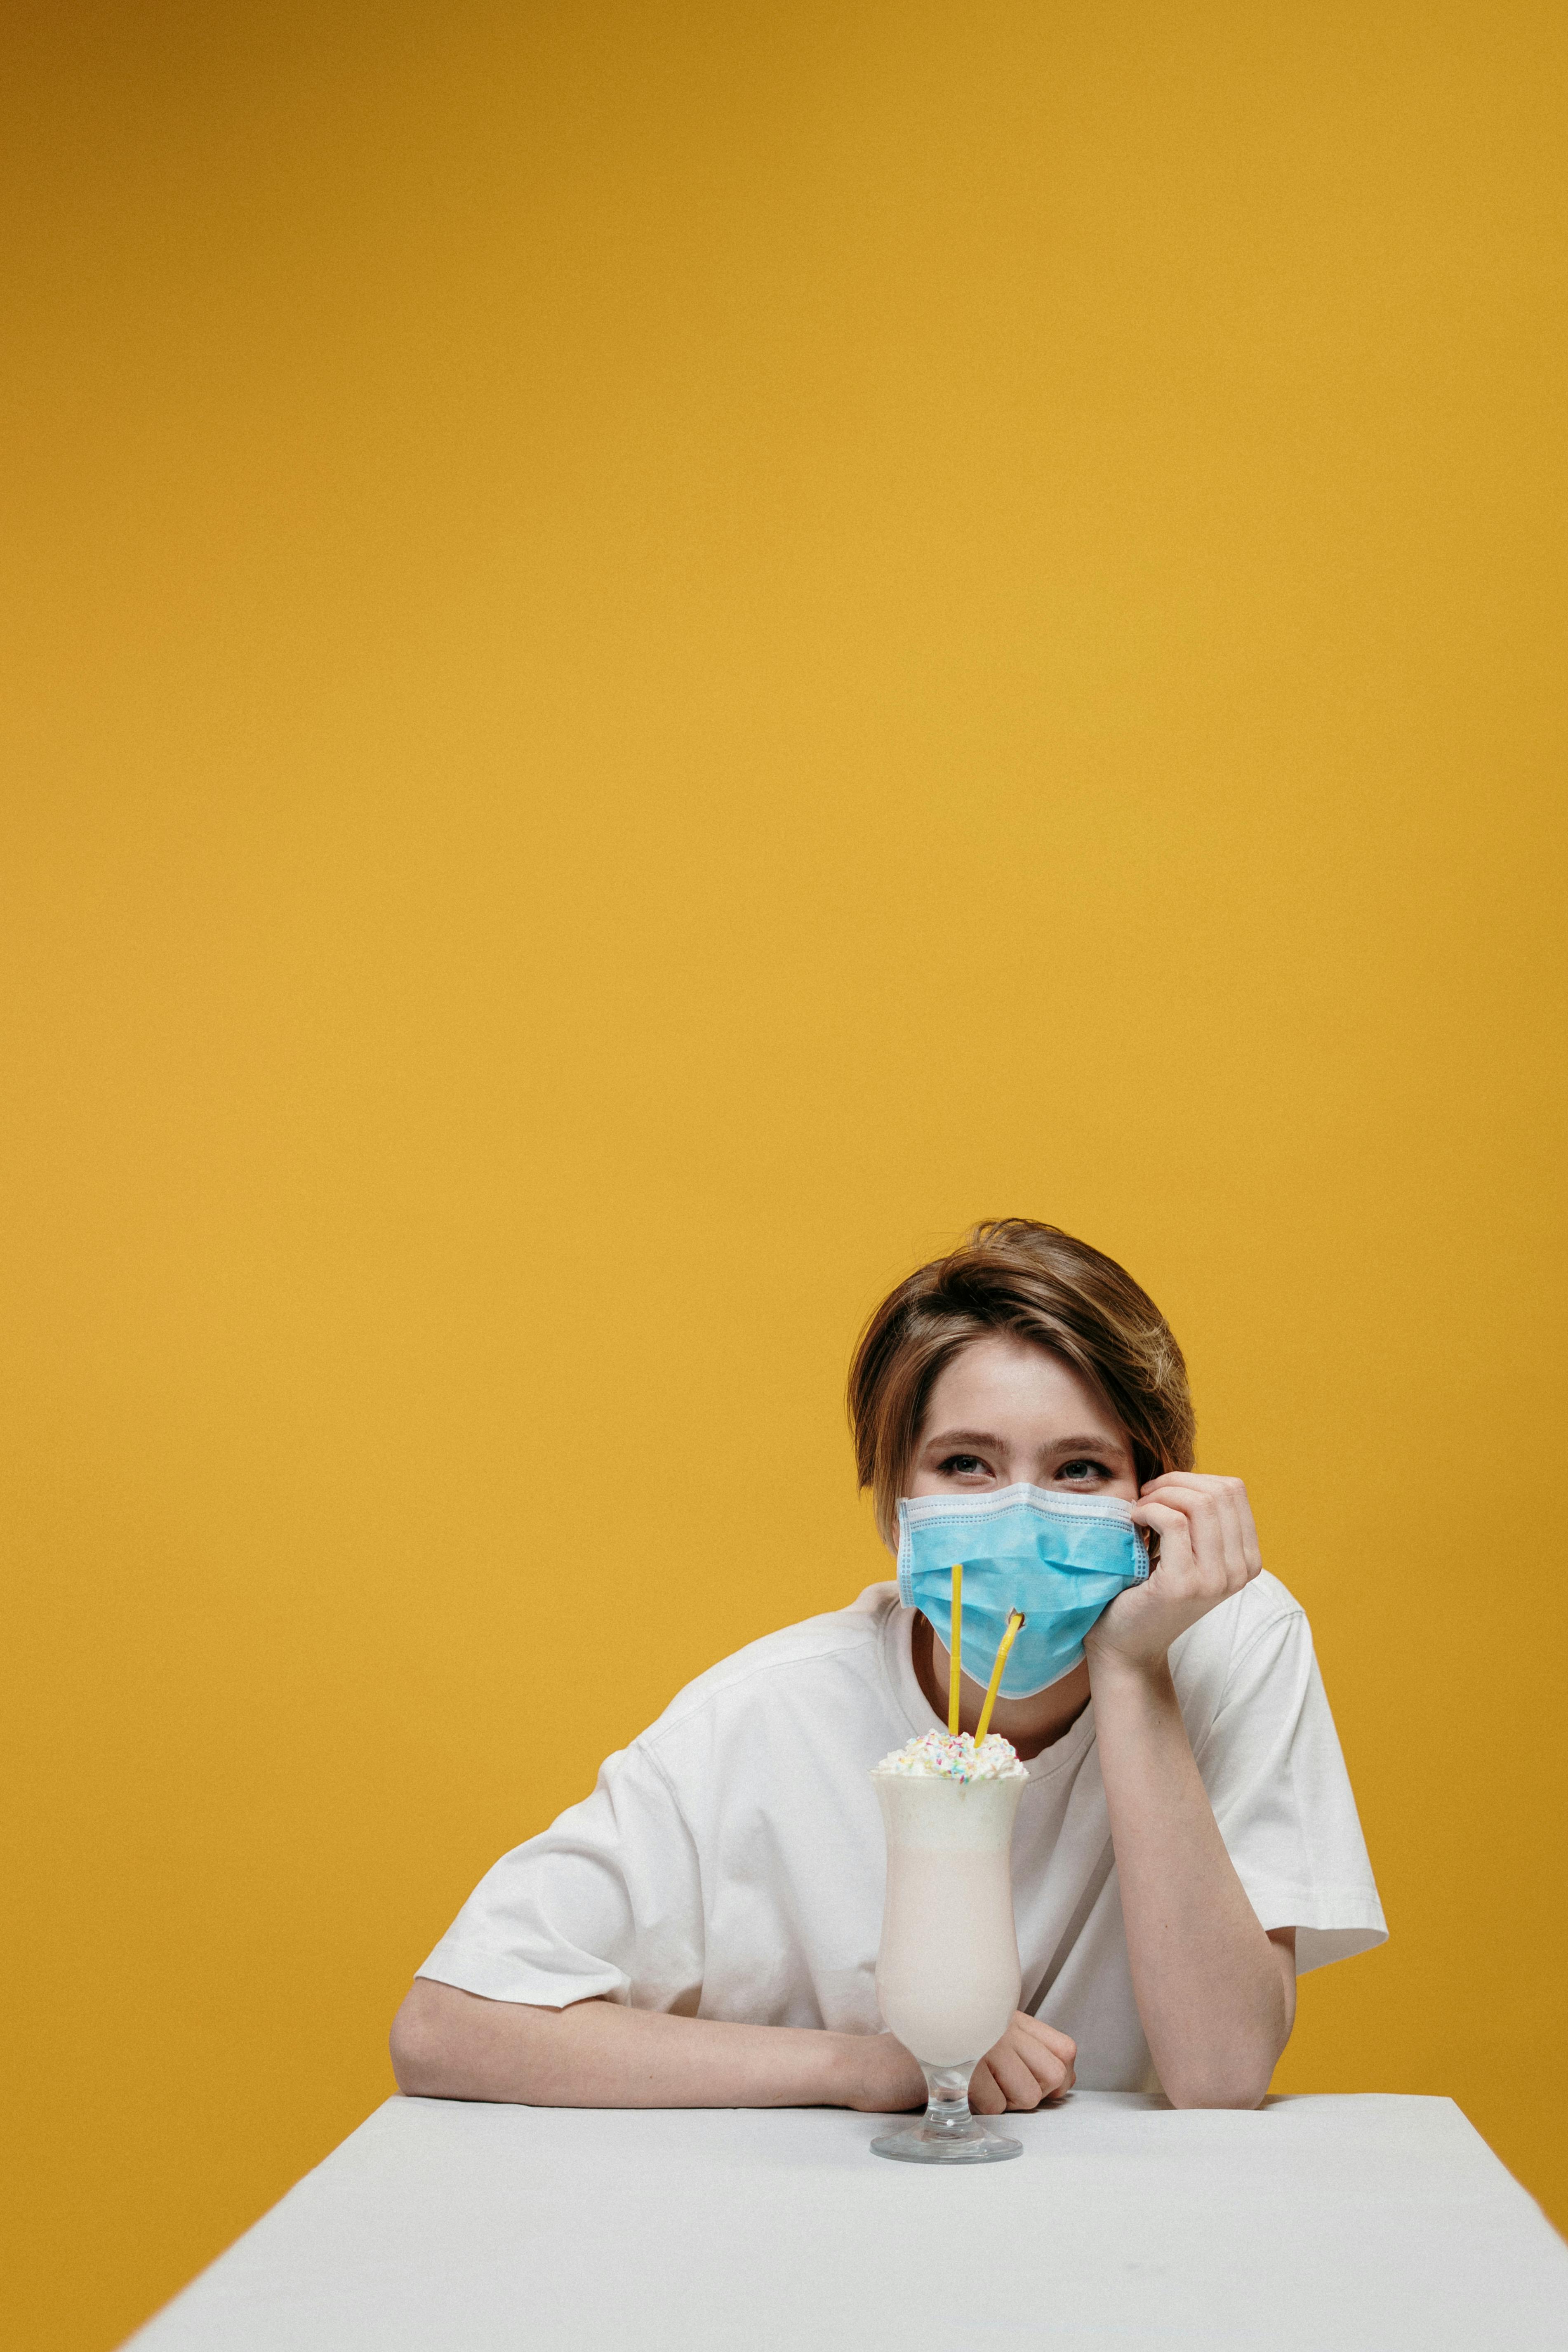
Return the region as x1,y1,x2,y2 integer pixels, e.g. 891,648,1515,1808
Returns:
920,1334,1123,1436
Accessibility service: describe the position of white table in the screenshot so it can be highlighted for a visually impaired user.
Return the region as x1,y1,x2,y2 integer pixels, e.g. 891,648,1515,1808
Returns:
127,2091,1568,2350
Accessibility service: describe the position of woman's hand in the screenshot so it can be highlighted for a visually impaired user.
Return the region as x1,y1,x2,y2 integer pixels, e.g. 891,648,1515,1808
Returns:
844,2015,1075,2112
969,2013,1077,2111
1086,1473,1263,1677
842,2032,927,2112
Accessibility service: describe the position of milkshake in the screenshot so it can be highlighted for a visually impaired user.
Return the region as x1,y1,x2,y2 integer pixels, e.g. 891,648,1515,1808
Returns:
869,1729,1028,2165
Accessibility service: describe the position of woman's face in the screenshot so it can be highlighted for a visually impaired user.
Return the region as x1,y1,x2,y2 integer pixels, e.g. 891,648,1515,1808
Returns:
906,1333,1140,1504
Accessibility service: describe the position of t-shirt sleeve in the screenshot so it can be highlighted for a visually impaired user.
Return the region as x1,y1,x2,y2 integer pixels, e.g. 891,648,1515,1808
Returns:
1191,1604,1387,1974
414,1742,706,2011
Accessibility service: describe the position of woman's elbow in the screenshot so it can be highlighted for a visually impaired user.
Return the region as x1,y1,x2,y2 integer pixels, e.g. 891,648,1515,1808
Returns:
1162,2028,1288,2110
1163,2067,1271,2111
390,1980,466,2098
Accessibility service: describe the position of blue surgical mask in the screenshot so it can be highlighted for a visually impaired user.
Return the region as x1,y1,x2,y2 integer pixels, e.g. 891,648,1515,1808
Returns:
896,1483,1150,1697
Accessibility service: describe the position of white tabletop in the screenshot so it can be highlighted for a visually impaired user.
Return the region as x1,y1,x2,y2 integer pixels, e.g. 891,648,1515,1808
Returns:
127,2091,1568,2350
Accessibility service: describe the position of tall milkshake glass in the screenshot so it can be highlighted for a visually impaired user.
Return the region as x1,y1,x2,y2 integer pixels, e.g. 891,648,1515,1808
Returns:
869,1758,1027,2164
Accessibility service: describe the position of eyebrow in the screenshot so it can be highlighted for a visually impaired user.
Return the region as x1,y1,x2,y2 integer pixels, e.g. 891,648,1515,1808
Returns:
921,1427,1130,1458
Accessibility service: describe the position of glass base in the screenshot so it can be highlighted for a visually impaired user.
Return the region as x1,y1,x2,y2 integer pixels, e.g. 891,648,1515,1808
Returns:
871,2117,1022,2164
869,2060,1024,2165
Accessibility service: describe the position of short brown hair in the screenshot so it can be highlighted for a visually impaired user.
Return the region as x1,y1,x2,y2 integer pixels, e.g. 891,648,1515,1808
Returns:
848,1219,1196,1545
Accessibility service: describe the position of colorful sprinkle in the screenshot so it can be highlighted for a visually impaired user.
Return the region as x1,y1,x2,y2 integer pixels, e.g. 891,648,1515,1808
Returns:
873,1729,1026,1782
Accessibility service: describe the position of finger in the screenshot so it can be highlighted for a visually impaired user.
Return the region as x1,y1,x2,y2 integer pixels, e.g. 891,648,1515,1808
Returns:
1181,1478,1245,1591
1143,1474,1261,1586
1223,1476,1263,1578
1213,1481,1255,1590
1008,2018,1075,2090
986,2044,1047,2110
1010,2038,1071,2099
1011,2013,1077,2067
1128,1498,1196,1586
1144,1468,1250,1499
1198,1477,1261,1590
1136,1485,1234,1593
967,2060,1005,2114
1193,1484,1238,1589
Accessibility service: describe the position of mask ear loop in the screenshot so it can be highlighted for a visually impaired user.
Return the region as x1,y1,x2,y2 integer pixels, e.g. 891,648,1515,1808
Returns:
1142,1463,1162,1571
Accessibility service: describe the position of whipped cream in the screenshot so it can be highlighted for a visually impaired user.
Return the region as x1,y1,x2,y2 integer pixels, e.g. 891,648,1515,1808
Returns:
873,1729,1026,1782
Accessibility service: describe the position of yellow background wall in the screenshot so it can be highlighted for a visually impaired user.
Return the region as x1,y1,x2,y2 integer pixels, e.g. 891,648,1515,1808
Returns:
4,4,1565,2344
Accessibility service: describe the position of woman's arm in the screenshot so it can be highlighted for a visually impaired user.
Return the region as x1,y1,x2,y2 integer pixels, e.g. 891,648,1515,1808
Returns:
1090,1653,1295,2105
391,1978,926,2110
1087,1473,1295,2109
391,1981,1078,2114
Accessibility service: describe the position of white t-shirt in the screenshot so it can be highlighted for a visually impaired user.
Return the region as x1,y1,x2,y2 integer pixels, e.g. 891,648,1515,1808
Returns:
418,1573,1387,2092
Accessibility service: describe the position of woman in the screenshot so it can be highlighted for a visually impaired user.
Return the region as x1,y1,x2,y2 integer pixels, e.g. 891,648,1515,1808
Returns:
392,1220,1384,2112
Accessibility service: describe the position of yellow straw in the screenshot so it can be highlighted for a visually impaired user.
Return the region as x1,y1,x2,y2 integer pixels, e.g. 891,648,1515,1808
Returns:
974,1611,1026,1744
947,1564,963,1735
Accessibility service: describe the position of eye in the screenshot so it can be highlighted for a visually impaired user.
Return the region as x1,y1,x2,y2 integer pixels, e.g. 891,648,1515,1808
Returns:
1057,1457,1112,1484
938,1453,992,1481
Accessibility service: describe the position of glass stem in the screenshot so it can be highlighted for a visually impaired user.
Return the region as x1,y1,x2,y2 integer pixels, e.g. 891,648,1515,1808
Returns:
920,2062,978,2137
